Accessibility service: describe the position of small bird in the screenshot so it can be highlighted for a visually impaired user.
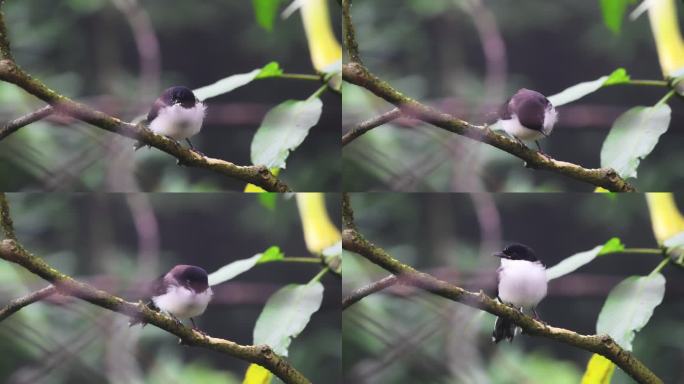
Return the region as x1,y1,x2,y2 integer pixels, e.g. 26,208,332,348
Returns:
136,86,206,151
492,243,547,343
130,265,213,330
497,88,558,152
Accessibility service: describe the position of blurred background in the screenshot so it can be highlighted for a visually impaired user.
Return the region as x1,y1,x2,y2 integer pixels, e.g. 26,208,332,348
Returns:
0,0,341,192
0,193,341,383
342,0,684,191
343,193,684,383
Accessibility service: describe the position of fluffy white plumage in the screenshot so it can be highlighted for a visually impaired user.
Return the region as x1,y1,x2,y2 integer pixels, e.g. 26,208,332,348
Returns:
148,102,206,141
497,258,547,309
152,284,213,320
500,106,558,142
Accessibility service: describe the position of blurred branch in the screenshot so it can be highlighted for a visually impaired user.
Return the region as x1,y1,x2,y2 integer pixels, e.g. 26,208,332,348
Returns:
342,108,401,146
0,8,289,192
342,275,397,309
340,193,662,384
0,105,54,141
0,285,56,322
340,2,635,192
0,195,310,384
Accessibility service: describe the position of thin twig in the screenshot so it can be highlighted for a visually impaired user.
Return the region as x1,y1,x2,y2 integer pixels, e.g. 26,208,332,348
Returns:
0,285,56,321
340,1,636,192
0,105,54,141
342,275,397,309
342,108,402,146
340,194,662,384
0,239,311,384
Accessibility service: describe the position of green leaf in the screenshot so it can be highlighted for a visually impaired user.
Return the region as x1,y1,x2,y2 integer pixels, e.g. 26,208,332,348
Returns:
596,273,666,350
193,62,282,101
547,68,629,106
255,62,284,79
598,237,626,255
257,193,278,211
208,246,284,286
547,238,624,281
250,98,323,169
600,104,672,179
253,282,324,356
599,0,634,35
252,0,282,31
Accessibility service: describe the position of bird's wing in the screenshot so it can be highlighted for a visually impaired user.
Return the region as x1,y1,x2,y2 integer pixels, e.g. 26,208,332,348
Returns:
498,98,513,120
146,98,166,123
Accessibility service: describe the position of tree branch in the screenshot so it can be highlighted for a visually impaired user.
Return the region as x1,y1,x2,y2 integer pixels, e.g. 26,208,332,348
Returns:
0,8,289,192
0,285,56,322
0,193,16,240
340,2,635,192
340,194,662,384
0,105,54,141
342,275,397,309
342,108,401,146
0,240,311,384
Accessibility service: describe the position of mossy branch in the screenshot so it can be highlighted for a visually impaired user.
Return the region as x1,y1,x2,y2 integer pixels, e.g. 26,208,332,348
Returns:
0,7,289,192
341,194,661,384
340,2,635,192
0,194,310,384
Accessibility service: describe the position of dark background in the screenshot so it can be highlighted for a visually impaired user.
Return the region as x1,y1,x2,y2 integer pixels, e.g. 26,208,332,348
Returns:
0,193,341,383
0,0,341,192
343,193,684,383
342,0,684,192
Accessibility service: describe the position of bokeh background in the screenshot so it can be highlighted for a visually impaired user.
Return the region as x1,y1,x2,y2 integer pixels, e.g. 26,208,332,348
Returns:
342,0,684,192
0,0,341,192
0,193,341,383
343,193,683,383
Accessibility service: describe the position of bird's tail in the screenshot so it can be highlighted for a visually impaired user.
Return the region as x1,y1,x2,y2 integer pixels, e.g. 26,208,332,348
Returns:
492,316,516,343
128,300,157,327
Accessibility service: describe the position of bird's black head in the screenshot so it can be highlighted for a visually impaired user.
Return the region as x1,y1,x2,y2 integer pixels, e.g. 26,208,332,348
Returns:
168,265,209,293
507,88,551,130
494,243,539,262
161,86,197,108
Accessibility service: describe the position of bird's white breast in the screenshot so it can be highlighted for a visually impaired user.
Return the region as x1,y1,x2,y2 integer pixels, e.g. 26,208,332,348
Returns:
149,102,206,140
497,259,547,309
500,115,546,141
152,285,212,319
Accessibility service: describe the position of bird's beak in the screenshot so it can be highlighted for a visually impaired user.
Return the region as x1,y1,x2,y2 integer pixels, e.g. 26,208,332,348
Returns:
493,251,508,259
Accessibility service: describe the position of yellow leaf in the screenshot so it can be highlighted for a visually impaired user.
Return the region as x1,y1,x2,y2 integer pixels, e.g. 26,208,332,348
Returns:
296,193,341,254
645,193,684,244
648,0,684,78
581,354,616,384
300,0,342,72
242,364,272,384
594,187,610,193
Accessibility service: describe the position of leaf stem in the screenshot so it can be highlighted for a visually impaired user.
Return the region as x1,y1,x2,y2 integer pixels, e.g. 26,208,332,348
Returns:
308,267,329,284
307,83,329,100
623,79,670,87
656,89,676,106
649,257,670,276
280,257,322,264
279,73,322,81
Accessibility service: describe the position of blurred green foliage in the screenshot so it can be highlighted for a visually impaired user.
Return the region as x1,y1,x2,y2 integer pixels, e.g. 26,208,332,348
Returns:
342,0,684,191
0,193,341,383
342,193,683,383
0,0,341,191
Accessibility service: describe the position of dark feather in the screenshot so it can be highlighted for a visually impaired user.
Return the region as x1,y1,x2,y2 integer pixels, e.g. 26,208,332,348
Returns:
128,274,167,327
492,316,516,343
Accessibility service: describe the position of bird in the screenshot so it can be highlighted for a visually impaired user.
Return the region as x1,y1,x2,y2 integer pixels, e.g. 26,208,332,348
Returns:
129,265,213,330
492,243,547,343
497,88,558,153
135,86,206,151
